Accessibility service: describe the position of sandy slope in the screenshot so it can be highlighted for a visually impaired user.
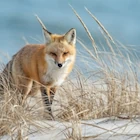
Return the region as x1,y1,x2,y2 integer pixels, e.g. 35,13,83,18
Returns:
2,117,140,140
29,118,140,140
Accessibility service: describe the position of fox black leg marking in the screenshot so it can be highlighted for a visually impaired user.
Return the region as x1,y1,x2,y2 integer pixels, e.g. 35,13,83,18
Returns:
41,87,55,119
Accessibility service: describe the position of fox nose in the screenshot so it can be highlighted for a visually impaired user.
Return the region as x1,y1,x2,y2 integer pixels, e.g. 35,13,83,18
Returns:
58,63,63,68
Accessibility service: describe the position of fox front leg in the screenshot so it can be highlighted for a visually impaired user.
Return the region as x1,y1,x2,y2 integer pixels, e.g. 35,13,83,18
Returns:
41,87,56,119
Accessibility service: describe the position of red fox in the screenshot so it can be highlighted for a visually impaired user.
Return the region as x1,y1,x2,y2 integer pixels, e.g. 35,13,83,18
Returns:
2,26,76,115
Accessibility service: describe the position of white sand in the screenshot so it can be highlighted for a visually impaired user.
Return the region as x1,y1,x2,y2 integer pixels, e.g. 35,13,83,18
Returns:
2,117,140,140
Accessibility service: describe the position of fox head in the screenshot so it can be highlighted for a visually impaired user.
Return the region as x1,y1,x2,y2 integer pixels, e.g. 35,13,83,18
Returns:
44,28,76,69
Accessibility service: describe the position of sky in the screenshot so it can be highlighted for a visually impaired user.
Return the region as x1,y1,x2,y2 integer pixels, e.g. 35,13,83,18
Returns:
0,0,140,62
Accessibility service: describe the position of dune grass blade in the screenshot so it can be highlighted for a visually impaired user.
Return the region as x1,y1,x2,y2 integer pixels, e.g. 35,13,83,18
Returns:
69,5,98,58
85,7,115,44
35,14,47,30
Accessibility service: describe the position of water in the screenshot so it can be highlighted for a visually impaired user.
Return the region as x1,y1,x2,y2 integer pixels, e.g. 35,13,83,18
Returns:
0,0,140,63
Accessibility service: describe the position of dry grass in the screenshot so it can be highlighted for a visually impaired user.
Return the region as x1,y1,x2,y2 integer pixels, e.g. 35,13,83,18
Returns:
0,69,50,139
0,8,140,140
53,7,140,139
52,8,140,122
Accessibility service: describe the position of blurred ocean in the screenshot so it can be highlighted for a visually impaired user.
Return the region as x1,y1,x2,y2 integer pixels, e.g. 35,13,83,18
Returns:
0,0,140,63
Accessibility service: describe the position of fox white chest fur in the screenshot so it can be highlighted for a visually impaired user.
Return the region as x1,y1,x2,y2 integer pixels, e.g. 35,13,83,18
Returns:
43,69,66,87
42,67,68,87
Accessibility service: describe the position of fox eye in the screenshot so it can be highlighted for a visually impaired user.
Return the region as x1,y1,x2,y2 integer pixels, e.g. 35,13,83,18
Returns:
63,52,69,55
50,52,57,56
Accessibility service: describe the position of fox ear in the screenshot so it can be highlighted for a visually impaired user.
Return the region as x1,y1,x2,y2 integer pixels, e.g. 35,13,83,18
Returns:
43,28,52,44
64,28,76,45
